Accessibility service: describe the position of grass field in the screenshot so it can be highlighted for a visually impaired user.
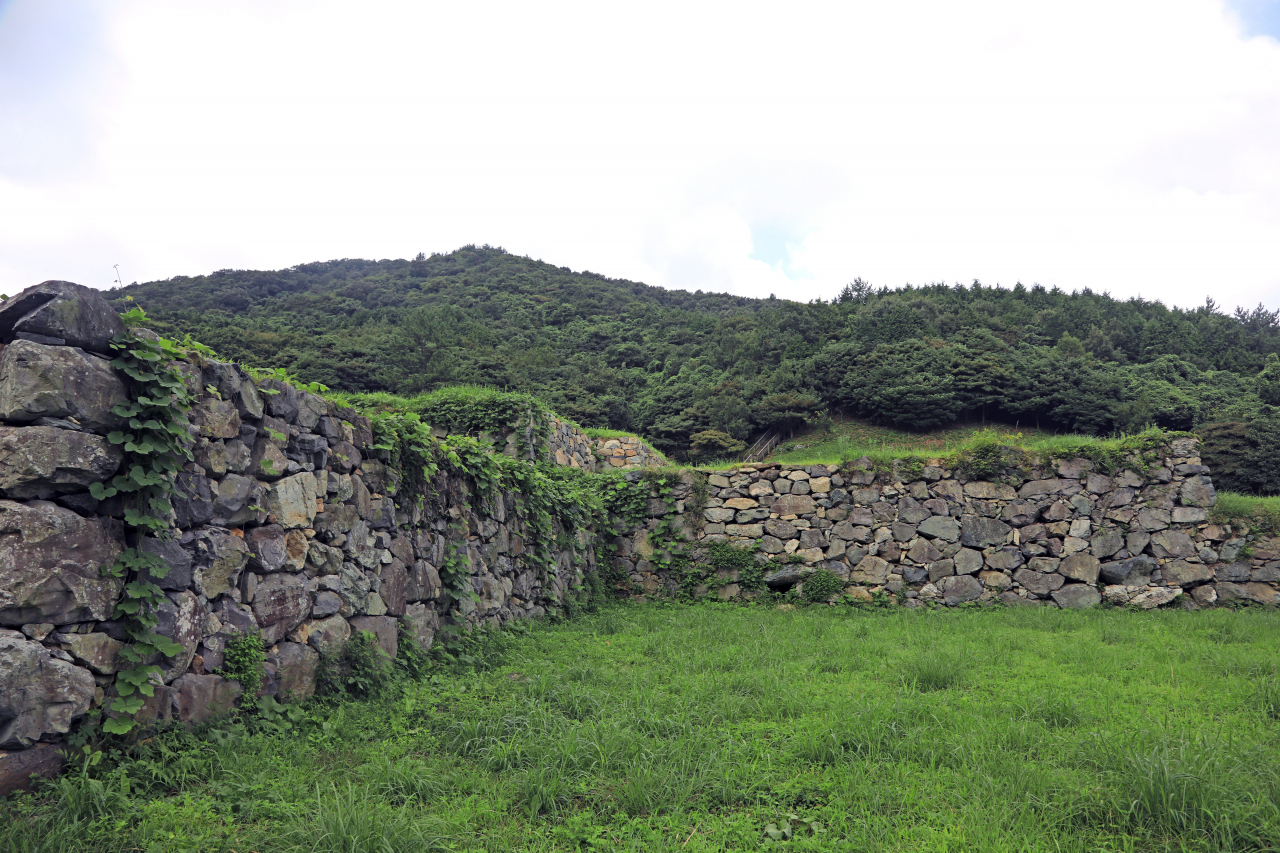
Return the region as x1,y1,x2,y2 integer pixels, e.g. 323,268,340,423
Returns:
6,603,1279,853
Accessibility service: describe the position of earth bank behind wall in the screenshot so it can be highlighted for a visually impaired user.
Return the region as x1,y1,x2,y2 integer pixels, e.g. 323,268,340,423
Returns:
613,438,1280,610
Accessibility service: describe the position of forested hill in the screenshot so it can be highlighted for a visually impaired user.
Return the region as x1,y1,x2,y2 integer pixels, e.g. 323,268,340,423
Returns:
110,244,1280,465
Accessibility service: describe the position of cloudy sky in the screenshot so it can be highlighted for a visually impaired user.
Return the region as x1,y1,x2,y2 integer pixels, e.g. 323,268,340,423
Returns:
1,1,1278,310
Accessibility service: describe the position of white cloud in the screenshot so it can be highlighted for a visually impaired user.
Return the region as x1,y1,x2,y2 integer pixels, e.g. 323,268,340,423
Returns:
0,0,1277,311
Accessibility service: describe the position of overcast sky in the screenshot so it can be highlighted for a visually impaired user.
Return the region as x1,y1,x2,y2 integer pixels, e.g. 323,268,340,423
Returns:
1,1,1278,311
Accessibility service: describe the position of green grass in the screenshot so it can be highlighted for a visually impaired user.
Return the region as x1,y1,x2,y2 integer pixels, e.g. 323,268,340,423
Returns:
329,384,530,415
583,428,642,441
770,417,1058,465
1213,491,1280,534
768,418,1181,471
6,603,1280,852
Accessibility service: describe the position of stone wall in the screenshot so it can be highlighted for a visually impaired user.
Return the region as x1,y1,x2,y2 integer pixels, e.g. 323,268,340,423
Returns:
547,417,598,470
612,439,1280,610
0,281,601,777
2,280,1275,794
593,434,668,470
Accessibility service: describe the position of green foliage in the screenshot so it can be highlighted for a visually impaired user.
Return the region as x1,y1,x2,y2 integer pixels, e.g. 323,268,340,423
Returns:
394,623,435,682
291,782,451,852
10,605,1280,852
583,427,638,440
688,429,745,459
357,398,619,609
802,569,844,603
894,456,926,482
1211,491,1280,534
1258,675,1280,721
321,631,395,698
1200,408,1280,494
1200,421,1256,493
93,309,197,735
219,631,266,697
751,390,823,433
243,364,329,396
953,428,1025,480
428,623,517,673
900,650,967,691
832,340,965,430
106,246,1280,461
1258,352,1280,405
392,385,548,436
704,541,761,590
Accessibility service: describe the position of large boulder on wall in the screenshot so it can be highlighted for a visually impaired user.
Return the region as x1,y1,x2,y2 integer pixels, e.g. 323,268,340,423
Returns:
0,281,124,355
0,340,130,431
0,426,123,499
0,632,96,748
0,500,125,627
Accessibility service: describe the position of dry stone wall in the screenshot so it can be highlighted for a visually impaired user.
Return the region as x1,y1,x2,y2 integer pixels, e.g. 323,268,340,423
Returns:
546,417,597,470
1,280,1275,794
613,439,1280,610
0,281,601,777
593,434,668,470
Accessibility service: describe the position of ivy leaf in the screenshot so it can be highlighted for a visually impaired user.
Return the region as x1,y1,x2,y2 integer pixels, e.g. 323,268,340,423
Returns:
102,714,137,735
150,636,184,657
100,560,127,578
88,482,118,500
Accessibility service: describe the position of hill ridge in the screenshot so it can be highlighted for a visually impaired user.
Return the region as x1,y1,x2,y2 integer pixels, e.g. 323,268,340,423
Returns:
110,246,1280,490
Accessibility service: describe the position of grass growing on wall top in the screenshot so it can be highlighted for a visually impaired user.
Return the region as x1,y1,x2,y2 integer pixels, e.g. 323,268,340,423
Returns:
1213,492,1280,535
772,417,1062,463
6,604,1279,852
766,421,1187,471
583,427,643,440
331,385,558,435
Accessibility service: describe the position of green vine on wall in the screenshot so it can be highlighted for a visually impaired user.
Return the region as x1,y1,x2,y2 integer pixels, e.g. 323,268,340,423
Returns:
365,408,609,602
360,402,723,611
93,308,196,734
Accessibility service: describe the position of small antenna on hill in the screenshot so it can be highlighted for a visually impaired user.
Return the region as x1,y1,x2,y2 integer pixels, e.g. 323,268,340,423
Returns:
113,264,122,290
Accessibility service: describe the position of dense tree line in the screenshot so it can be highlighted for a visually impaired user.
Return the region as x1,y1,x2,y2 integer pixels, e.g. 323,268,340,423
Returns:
111,246,1280,479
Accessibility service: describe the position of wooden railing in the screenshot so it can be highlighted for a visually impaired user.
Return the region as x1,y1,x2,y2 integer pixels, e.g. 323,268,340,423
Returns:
741,429,781,463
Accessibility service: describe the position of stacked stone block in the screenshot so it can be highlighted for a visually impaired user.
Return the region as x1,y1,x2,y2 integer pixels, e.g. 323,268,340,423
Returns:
614,438,1279,609
0,282,598,786
593,434,667,470
547,417,597,469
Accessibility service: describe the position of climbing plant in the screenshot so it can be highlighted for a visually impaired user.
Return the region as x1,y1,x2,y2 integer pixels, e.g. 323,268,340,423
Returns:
93,308,196,734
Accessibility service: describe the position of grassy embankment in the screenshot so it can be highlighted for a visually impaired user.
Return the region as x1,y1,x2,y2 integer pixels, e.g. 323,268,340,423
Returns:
5,604,1279,852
